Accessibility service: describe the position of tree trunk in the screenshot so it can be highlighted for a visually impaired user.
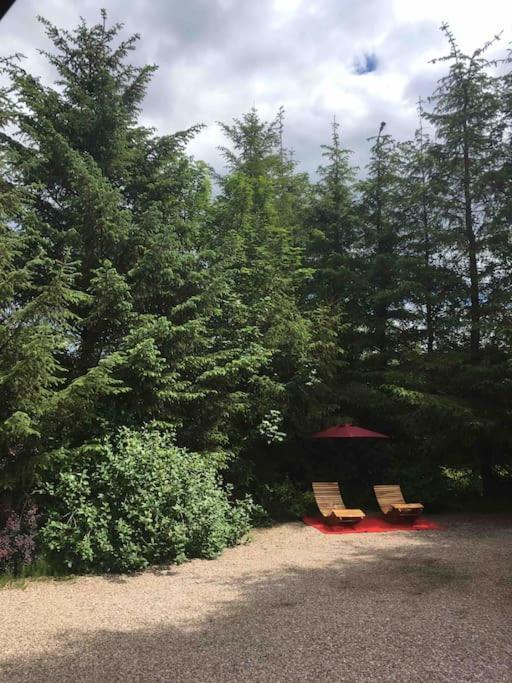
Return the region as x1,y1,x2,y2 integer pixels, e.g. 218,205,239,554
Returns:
462,91,481,360
421,176,434,353
479,445,499,497
374,131,387,354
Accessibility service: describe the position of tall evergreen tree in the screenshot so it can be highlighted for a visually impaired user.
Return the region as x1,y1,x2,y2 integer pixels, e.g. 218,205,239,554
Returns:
359,123,412,358
489,43,512,349
0,174,83,494
397,104,464,352
303,116,360,410
211,108,313,455
424,25,503,358
306,117,358,305
0,13,220,484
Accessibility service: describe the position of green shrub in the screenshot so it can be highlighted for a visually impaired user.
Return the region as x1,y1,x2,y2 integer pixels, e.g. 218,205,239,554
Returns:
441,466,482,498
257,477,316,520
388,460,482,509
36,427,256,572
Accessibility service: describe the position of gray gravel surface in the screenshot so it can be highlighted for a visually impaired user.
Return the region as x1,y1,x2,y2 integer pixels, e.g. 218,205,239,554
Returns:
1,514,511,683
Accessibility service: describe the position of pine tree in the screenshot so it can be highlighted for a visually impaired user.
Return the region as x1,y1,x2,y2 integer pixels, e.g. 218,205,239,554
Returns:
0,206,83,493
359,123,411,359
424,24,503,359
306,117,357,304
211,108,312,455
396,105,464,352
215,108,307,304
489,43,512,349
0,13,221,469
273,107,311,250
303,115,360,412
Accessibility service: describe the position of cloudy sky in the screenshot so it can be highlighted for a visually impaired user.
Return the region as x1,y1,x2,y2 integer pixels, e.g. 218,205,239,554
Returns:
2,0,512,176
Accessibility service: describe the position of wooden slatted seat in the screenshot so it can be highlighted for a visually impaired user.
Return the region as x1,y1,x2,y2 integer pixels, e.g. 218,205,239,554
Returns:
312,482,365,525
373,485,424,521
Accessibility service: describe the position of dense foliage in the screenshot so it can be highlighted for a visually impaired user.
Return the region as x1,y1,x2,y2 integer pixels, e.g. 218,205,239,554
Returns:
38,428,254,572
0,14,511,572
0,503,38,573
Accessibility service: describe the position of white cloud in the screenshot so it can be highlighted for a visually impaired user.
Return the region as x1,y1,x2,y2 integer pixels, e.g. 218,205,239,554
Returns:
1,0,510,177
394,0,512,49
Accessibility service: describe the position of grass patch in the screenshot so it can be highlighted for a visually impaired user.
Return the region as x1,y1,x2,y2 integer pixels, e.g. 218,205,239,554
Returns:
0,556,72,590
0,573,29,590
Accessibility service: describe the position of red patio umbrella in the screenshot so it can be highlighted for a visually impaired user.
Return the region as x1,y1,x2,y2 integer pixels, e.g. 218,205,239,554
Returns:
308,424,390,499
311,423,389,439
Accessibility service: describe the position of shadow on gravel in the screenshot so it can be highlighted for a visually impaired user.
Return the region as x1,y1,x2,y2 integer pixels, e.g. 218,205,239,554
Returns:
2,524,512,682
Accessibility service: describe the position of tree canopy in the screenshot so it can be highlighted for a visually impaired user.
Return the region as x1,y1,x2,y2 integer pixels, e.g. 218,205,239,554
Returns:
1,12,511,530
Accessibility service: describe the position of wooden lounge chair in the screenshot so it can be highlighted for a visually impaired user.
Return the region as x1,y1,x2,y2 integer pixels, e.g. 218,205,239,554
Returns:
312,482,365,525
373,484,424,521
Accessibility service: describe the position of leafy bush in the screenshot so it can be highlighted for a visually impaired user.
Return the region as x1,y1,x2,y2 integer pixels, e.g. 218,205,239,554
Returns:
441,467,482,498
257,477,316,520
388,458,483,509
0,503,38,574
37,428,256,572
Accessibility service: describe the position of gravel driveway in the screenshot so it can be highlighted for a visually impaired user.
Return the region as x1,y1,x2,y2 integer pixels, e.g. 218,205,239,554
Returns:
1,515,511,682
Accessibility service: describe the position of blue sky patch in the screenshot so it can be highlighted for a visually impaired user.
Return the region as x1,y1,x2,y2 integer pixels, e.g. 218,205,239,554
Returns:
354,52,378,75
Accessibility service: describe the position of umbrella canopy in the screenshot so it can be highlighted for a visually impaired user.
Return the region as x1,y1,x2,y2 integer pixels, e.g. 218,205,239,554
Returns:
311,423,389,439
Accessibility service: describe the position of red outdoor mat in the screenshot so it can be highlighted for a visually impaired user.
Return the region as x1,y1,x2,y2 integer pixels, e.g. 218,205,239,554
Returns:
303,515,442,534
